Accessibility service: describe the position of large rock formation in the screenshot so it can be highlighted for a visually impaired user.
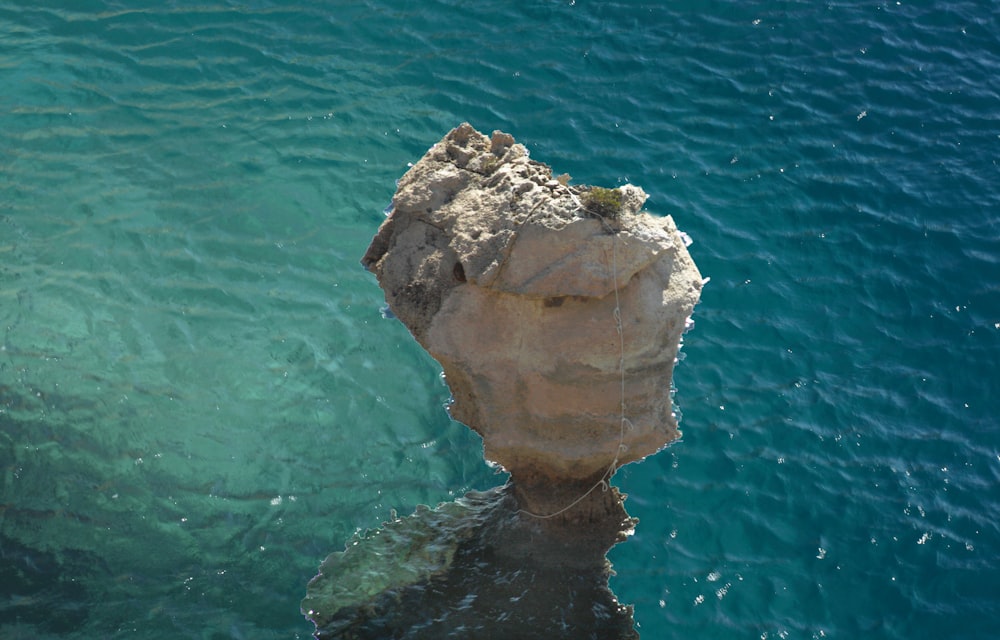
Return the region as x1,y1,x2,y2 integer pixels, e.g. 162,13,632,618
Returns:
362,123,703,516
304,124,703,639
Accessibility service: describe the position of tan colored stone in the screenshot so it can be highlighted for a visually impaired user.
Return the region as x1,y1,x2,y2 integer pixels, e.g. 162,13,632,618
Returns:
363,123,702,494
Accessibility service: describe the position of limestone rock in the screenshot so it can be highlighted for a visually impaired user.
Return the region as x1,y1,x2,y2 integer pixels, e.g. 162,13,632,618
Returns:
363,123,702,503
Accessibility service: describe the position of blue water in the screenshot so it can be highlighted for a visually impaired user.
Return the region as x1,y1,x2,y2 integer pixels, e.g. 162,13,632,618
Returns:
2,1,998,638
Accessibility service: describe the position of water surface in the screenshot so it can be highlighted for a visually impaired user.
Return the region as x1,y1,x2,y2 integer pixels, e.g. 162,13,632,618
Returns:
2,1,998,638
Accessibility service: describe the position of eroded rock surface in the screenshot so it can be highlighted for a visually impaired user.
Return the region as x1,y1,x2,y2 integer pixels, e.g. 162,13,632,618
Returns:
363,123,702,514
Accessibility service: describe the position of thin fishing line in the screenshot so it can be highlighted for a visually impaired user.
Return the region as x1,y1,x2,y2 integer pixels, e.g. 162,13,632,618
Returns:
519,212,628,519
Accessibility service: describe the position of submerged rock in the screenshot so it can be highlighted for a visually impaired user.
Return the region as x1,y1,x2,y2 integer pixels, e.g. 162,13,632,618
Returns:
303,485,639,640
362,123,703,515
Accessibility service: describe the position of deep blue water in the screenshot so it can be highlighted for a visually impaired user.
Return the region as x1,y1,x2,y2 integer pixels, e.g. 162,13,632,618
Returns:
2,1,998,638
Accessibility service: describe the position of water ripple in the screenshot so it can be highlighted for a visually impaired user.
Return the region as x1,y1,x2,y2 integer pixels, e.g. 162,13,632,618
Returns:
2,0,999,637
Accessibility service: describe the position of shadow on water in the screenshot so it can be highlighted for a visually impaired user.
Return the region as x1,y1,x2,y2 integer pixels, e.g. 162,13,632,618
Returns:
302,484,639,640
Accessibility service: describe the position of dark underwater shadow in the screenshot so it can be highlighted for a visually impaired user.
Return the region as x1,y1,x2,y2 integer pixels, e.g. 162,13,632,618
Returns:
302,484,639,640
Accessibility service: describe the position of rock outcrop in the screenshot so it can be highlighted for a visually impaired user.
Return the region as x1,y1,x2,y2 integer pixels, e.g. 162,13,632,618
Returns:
303,124,703,638
362,123,703,516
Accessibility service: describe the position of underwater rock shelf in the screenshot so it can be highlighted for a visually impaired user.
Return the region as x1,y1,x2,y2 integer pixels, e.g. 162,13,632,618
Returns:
301,485,639,639
303,124,703,638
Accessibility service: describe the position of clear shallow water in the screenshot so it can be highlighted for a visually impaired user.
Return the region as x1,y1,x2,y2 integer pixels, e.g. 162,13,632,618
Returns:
2,1,998,638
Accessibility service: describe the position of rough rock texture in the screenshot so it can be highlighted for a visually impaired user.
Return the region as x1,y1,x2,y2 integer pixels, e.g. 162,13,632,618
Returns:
363,123,702,515
302,485,639,639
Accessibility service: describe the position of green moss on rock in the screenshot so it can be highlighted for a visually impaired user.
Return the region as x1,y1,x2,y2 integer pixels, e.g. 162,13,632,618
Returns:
582,187,624,220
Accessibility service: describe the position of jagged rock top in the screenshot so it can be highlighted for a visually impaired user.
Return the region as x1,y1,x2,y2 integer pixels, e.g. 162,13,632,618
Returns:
363,122,690,342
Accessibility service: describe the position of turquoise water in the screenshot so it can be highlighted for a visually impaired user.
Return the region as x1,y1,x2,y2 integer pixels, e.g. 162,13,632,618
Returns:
2,0,998,638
